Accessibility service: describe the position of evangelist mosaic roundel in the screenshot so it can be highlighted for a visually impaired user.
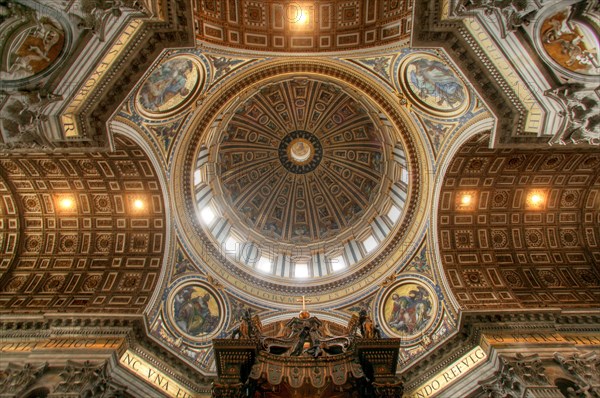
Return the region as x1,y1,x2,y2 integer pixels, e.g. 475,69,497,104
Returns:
167,281,224,341
381,281,437,339
136,56,203,117
400,53,468,116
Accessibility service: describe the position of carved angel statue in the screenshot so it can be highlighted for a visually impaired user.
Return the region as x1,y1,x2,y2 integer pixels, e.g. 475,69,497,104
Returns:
1,91,60,150
78,0,150,40
547,84,600,146
455,0,538,36
262,315,350,356
274,320,291,338
359,309,377,338
321,320,334,338
231,308,262,339
346,309,378,338
346,313,361,336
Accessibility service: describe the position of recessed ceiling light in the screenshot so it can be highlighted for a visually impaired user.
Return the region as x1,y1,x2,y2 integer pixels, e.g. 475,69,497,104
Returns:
297,9,308,24
59,197,75,210
133,199,145,210
528,192,544,207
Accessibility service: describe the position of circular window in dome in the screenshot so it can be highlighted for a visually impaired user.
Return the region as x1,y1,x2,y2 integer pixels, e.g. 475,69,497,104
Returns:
279,131,323,173
289,140,312,162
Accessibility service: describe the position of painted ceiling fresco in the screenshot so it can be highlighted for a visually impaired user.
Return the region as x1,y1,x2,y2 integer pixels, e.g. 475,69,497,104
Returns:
216,77,386,244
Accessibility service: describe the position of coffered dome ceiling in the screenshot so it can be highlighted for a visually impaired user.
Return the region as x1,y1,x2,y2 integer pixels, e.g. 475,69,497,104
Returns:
215,78,386,246
172,60,424,299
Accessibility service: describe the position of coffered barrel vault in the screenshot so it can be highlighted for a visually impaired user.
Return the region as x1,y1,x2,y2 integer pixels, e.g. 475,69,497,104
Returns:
0,136,166,313
438,134,600,310
194,0,413,52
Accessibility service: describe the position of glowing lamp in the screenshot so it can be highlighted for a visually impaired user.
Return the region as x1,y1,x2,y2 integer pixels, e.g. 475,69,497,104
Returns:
297,10,308,24
529,193,542,205
133,199,145,210
59,197,75,210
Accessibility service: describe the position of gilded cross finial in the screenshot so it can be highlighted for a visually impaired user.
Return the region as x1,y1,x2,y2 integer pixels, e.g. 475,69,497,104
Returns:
296,295,311,310
296,296,312,319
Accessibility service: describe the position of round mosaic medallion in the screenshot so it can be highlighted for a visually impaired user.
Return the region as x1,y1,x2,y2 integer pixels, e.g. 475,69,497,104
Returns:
400,53,469,116
278,131,323,174
136,56,204,117
167,281,224,342
380,280,437,339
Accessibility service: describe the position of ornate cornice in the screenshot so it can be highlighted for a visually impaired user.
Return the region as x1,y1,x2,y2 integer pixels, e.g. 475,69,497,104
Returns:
411,0,527,148
0,316,213,392
411,0,600,148
400,309,600,390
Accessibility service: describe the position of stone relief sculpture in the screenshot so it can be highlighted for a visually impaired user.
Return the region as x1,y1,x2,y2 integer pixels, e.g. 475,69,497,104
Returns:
231,308,263,339
508,353,548,386
0,91,61,150
546,84,600,146
0,8,65,81
261,314,352,357
455,0,539,37
0,363,48,396
0,361,124,397
347,309,379,339
231,309,383,358
78,0,150,41
479,356,524,398
554,351,600,386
